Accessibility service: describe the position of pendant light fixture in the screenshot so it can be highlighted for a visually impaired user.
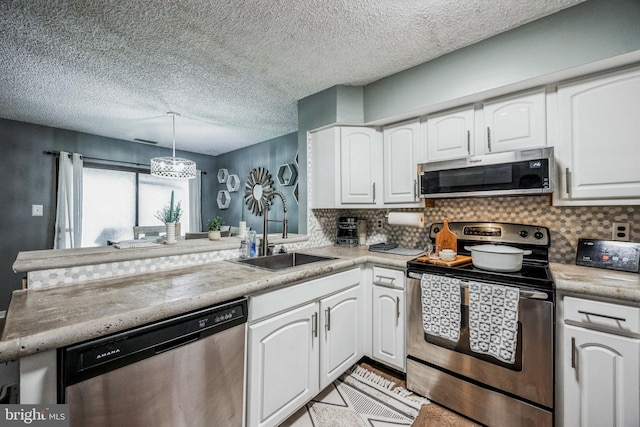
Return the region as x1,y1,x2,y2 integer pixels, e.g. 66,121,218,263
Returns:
150,112,196,179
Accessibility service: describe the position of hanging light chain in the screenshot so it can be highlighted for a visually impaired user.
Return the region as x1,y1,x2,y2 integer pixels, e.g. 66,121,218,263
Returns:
168,111,180,158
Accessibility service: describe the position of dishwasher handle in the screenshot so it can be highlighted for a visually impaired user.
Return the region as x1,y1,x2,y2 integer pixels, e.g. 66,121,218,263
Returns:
155,333,200,354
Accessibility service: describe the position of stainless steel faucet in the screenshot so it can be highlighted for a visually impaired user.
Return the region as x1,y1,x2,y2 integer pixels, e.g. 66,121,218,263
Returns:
261,191,288,256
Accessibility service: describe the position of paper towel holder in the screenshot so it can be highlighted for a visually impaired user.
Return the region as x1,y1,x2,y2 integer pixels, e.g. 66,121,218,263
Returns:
386,211,425,228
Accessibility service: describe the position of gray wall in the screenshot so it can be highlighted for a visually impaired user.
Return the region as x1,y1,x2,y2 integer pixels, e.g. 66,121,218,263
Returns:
296,85,366,234
0,118,218,310
296,0,640,234
363,0,640,121
214,132,298,235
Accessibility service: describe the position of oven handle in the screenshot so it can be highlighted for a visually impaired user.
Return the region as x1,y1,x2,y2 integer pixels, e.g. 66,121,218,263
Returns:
407,273,549,300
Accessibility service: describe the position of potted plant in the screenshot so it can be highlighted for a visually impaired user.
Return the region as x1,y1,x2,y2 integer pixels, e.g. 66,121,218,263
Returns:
208,216,223,241
155,191,183,244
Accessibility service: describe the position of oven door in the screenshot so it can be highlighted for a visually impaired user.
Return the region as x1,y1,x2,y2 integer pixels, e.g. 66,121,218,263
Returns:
406,274,554,409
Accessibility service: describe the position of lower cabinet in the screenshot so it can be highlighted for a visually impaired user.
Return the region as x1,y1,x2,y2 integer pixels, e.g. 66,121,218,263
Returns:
560,295,640,427
247,302,319,427
246,268,364,427
319,285,363,388
371,266,406,371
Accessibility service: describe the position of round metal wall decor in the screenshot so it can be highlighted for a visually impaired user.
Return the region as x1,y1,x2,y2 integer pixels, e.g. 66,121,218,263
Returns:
244,167,274,215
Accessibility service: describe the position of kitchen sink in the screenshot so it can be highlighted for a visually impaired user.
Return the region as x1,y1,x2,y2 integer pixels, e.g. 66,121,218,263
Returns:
235,253,336,271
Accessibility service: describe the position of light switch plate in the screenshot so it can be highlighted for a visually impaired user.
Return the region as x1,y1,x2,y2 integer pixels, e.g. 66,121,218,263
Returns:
32,204,43,216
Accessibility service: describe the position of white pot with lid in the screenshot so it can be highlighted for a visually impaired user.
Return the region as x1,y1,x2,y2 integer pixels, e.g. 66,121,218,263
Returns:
464,244,532,272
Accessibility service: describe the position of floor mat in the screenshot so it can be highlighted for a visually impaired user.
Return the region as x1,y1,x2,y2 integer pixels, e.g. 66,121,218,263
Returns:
281,365,429,427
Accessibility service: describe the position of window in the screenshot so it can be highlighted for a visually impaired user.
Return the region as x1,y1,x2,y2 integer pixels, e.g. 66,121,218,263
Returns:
81,166,191,247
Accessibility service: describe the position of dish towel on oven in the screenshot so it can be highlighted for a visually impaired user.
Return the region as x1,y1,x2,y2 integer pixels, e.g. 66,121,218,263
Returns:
420,274,461,342
468,281,519,364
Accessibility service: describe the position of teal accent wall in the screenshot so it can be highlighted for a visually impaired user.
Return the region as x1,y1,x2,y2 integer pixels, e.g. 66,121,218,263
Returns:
0,118,218,310
214,132,299,235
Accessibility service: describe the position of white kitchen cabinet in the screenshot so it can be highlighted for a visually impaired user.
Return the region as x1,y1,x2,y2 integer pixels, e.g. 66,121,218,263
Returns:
424,90,546,162
382,119,422,205
247,302,319,427
311,125,423,208
246,268,363,427
371,266,406,371
319,285,364,388
482,89,546,153
309,126,382,208
425,106,474,162
340,126,382,205
553,66,640,205
559,295,640,427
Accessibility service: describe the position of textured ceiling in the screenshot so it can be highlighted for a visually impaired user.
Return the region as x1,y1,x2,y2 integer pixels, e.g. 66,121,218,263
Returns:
0,0,584,156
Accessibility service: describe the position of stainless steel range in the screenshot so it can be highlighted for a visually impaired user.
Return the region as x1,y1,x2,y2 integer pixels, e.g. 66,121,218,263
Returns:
406,222,554,427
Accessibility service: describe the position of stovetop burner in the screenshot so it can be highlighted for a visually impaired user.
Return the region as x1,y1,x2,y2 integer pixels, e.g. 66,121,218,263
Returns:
407,221,554,290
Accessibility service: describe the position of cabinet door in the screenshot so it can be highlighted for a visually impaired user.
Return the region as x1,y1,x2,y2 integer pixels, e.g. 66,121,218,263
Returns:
247,302,319,427
340,127,382,205
563,325,640,427
383,119,421,204
372,285,405,371
555,67,640,202
319,285,363,389
426,107,474,161
483,90,546,153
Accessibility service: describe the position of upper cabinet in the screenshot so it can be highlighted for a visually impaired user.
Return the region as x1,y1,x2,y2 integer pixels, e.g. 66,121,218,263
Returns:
310,125,423,208
553,66,640,205
424,89,546,163
482,89,546,154
340,127,382,205
382,119,423,205
425,106,474,162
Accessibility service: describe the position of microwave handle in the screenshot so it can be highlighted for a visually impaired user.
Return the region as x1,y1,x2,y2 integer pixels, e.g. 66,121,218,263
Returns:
467,130,471,154
486,127,492,152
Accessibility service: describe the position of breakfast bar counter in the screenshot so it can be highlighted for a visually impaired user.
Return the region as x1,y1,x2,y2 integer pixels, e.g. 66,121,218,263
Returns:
0,245,413,363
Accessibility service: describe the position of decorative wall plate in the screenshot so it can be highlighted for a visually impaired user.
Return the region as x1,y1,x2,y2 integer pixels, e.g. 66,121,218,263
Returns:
244,167,274,215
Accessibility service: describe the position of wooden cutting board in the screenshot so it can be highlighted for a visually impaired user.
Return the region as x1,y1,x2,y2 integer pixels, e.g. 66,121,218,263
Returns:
435,218,457,251
416,255,472,267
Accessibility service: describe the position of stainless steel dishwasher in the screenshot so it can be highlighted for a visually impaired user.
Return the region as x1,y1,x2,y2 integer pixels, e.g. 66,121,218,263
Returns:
59,297,247,427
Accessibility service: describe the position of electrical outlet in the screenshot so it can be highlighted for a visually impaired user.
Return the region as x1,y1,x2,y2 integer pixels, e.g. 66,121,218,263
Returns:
32,204,43,216
376,219,383,229
612,222,630,241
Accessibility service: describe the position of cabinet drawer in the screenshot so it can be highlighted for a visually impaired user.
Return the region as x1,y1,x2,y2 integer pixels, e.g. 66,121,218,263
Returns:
249,268,362,322
564,296,640,336
372,266,405,290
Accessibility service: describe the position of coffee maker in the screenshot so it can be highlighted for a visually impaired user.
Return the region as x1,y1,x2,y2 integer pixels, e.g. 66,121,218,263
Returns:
336,216,359,246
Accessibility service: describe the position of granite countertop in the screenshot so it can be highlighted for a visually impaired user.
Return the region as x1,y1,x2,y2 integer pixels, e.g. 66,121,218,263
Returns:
12,234,308,273
0,245,413,363
551,262,640,303
4,249,639,364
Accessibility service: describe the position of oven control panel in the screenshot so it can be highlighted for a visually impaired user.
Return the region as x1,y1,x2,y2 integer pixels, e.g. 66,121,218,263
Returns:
429,222,550,246
576,239,640,273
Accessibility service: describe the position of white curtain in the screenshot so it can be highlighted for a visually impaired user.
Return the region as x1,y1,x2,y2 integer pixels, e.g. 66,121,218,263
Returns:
54,152,83,249
188,170,202,232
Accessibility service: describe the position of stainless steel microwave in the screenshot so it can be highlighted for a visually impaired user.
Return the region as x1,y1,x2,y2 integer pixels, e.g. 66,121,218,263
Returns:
418,147,554,198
